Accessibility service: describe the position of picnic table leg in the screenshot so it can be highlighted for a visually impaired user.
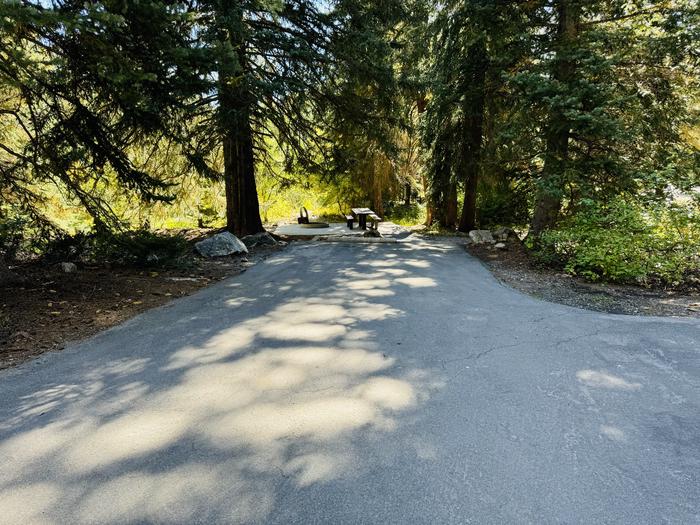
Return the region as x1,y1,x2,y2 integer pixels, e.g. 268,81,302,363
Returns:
360,215,367,229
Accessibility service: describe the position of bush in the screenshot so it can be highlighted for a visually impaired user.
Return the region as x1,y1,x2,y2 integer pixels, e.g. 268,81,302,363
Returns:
0,206,59,262
477,182,530,228
384,202,426,226
533,198,700,286
0,215,29,261
45,229,191,268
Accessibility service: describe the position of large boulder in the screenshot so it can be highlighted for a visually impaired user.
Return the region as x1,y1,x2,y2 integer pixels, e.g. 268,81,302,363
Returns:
241,231,279,249
468,230,495,244
59,262,77,273
492,227,519,242
195,232,248,257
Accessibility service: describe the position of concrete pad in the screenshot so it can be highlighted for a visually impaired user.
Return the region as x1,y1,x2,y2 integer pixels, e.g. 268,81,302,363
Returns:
315,236,398,243
273,222,364,238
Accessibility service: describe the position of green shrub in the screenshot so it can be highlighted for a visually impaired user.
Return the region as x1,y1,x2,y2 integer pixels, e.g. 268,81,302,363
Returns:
45,229,191,268
384,202,426,226
0,215,29,261
0,206,58,261
534,198,700,286
477,182,530,228
95,230,191,268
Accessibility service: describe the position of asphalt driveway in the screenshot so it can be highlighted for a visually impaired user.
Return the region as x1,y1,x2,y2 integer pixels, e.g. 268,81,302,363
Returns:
1,239,698,524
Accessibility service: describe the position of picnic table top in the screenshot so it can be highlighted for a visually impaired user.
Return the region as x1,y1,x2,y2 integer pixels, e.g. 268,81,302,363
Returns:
351,207,374,215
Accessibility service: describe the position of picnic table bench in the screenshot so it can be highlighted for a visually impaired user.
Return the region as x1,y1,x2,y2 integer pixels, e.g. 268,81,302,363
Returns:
351,208,382,230
368,213,382,230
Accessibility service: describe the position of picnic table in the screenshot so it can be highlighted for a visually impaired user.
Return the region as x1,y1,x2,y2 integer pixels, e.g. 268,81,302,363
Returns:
351,208,381,230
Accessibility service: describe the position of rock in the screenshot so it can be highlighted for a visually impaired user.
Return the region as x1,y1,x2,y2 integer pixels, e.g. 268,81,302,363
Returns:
195,232,248,257
468,230,495,244
492,227,519,242
60,262,77,273
495,242,507,250
146,253,159,264
241,231,278,249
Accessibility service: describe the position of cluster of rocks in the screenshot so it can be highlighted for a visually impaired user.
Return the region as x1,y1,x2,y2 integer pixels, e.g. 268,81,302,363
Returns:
194,231,285,258
242,231,285,249
468,227,519,250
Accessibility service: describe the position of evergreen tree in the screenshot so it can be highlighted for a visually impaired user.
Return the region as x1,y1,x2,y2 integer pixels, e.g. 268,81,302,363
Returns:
0,0,205,228
421,0,529,231
520,0,700,237
1,0,402,236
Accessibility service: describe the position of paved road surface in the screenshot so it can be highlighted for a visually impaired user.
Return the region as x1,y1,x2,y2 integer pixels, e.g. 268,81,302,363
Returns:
1,240,699,524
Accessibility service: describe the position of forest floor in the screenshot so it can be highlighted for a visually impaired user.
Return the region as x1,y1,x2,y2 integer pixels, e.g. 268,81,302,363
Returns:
0,244,285,370
468,241,700,318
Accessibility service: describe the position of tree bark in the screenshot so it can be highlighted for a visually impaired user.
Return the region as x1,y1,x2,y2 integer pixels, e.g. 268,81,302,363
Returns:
444,180,458,229
404,183,411,206
431,140,457,229
373,178,384,218
222,116,263,237
218,6,264,237
458,38,487,233
423,172,433,226
530,0,580,237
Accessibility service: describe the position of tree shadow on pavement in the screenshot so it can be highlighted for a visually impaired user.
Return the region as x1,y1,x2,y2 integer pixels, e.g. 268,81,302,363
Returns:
0,241,453,524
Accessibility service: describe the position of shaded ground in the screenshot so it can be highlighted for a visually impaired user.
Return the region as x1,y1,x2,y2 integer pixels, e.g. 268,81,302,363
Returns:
0,245,283,370
0,240,698,524
468,241,700,318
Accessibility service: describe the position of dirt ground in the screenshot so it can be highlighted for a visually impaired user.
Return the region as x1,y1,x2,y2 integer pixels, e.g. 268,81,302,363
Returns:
468,241,700,318
0,244,284,370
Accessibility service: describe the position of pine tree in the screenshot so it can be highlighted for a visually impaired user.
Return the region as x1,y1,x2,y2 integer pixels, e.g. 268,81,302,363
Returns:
421,0,529,231
1,0,403,236
523,0,700,237
0,0,205,227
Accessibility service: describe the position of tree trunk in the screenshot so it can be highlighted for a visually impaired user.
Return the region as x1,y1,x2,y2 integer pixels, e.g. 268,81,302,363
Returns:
458,38,487,233
373,185,384,218
437,147,457,229
222,121,263,237
530,0,580,237
428,136,457,229
444,180,458,229
218,6,264,237
404,183,411,206
422,172,432,225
